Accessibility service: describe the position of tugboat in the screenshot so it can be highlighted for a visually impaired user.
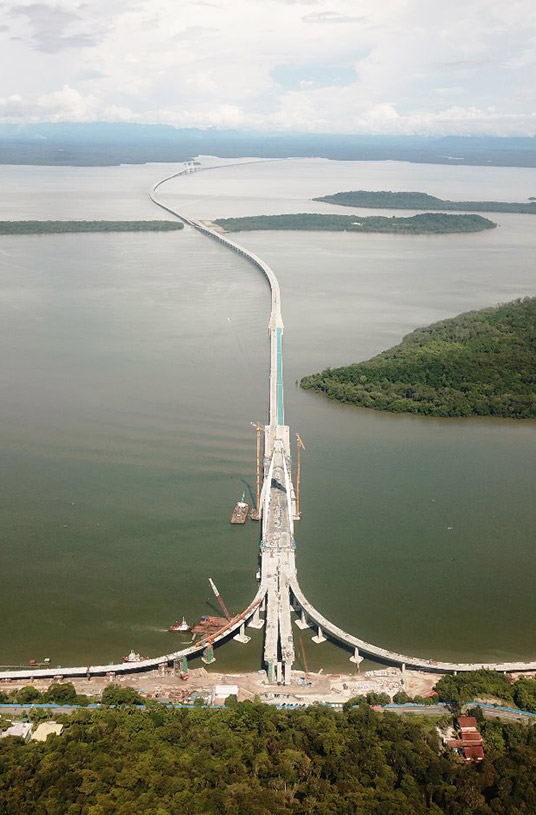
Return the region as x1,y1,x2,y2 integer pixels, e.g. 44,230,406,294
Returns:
230,492,249,524
168,617,190,633
123,650,146,663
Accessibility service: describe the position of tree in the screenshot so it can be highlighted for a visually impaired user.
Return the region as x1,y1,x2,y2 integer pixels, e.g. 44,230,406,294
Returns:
100,685,144,706
44,683,78,705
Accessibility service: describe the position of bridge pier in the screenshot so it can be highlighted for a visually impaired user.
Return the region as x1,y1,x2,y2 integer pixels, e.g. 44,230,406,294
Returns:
349,647,363,668
267,660,275,683
312,625,327,644
283,661,292,685
202,644,216,665
295,609,309,630
233,622,251,644
248,605,264,629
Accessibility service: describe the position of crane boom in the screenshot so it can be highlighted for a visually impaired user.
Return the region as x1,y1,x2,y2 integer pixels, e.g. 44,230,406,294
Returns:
250,420,264,520
299,636,309,679
208,577,231,621
295,433,306,519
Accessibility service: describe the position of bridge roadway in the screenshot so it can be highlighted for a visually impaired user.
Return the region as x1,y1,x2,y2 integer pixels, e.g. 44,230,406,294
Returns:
2,162,536,682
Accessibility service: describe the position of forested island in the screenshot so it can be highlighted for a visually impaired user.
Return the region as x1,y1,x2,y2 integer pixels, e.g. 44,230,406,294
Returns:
2,677,536,814
314,189,536,214
301,298,536,418
0,220,183,235
214,212,496,234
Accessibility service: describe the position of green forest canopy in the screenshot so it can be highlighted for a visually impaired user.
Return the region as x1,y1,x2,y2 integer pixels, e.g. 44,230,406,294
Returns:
2,700,536,814
0,220,183,234
214,212,496,234
301,297,536,419
313,189,536,214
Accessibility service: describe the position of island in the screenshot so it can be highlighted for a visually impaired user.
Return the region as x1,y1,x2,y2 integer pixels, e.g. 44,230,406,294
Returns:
213,212,496,234
0,220,183,235
300,297,536,418
313,189,536,214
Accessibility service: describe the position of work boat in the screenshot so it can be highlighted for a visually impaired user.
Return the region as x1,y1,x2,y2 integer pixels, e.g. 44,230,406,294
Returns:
168,617,190,633
230,492,249,524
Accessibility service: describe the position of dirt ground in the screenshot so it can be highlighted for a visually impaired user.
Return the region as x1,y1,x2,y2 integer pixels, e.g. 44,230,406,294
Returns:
1,666,439,706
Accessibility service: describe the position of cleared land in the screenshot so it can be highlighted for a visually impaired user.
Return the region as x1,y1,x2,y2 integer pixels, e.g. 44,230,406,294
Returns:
314,189,536,214
0,220,183,235
214,212,496,234
301,297,536,419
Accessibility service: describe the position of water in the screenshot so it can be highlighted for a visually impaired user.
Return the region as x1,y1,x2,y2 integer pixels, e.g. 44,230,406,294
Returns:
0,158,535,673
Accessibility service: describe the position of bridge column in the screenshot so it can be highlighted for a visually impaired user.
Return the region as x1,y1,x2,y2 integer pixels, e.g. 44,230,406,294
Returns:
158,661,167,676
349,647,363,668
312,626,326,644
276,662,283,684
283,661,292,686
267,660,275,683
202,644,216,665
233,622,251,644
401,663,406,689
295,609,309,630
248,606,264,629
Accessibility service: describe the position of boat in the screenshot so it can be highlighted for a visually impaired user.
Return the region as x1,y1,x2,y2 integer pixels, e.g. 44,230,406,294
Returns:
230,492,250,524
123,650,146,663
168,617,190,633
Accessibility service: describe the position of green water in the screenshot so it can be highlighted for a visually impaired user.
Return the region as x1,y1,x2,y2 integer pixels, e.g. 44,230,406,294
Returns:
0,159,535,672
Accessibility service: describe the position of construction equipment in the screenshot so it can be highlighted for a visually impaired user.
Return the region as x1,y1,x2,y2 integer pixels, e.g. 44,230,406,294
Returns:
295,434,306,519
208,578,231,621
299,636,311,682
250,421,264,519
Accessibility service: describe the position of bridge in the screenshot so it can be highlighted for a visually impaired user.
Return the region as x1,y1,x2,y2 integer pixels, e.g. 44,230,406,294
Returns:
2,162,536,683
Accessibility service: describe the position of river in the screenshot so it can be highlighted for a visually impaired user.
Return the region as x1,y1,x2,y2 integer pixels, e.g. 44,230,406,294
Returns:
0,158,535,674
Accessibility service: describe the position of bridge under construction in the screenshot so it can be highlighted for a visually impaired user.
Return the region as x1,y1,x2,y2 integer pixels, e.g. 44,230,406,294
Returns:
2,162,536,684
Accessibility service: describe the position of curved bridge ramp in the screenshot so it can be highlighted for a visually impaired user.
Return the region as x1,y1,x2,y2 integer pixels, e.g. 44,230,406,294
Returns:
290,579,536,674
0,587,266,682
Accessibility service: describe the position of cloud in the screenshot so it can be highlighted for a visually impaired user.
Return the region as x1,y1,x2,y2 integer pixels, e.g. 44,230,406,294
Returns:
302,11,367,23
0,0,535,135
8,2,104,53
172,26,217,43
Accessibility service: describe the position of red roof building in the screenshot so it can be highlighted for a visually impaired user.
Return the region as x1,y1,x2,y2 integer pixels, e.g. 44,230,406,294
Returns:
446,717,485,763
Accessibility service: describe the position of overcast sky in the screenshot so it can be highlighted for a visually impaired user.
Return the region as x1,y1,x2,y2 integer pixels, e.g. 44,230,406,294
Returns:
0,0,535,135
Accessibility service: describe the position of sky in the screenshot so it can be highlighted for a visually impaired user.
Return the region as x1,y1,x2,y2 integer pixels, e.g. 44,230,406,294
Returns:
0,0,535,135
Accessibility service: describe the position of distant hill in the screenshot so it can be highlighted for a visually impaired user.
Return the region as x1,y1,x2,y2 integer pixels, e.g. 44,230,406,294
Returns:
0,124,535,166
214,212,496,234
314,190,536,215
301,298,536,418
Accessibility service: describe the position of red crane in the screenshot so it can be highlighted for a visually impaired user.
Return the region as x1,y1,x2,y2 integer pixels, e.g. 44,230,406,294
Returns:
208,578,231,621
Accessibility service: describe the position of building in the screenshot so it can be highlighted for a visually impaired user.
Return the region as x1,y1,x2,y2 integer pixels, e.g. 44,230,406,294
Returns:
31,722,64,742
446,716,485,763
0,722,33,743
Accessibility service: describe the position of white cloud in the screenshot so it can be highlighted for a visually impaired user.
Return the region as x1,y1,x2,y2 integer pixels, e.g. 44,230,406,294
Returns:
0,0,535,134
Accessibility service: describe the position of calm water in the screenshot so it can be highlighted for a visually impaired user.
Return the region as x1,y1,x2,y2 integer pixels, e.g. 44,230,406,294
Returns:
0,158,535,673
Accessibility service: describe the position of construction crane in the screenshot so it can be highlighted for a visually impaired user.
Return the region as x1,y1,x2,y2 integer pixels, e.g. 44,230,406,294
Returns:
299,636,311,683
250,421,264,520
208,578,231,621
295,434,306,519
